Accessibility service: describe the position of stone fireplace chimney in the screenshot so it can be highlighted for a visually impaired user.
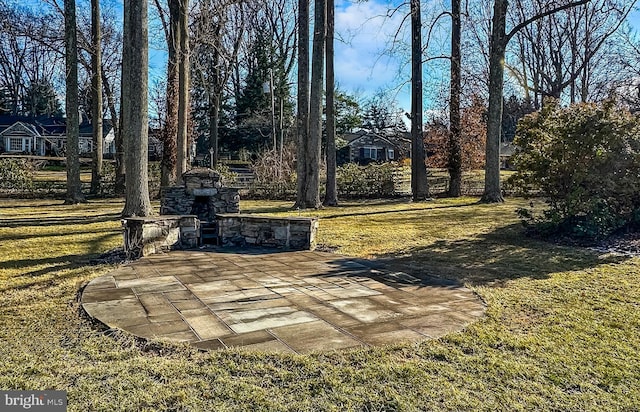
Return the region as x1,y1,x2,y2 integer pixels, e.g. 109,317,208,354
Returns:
160,168,240,222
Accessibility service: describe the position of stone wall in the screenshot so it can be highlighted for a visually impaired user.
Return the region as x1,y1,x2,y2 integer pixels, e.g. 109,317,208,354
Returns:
131,169,317,256
160,168,240,221
122,216,200,259
217,214,319,250
160,187,240,221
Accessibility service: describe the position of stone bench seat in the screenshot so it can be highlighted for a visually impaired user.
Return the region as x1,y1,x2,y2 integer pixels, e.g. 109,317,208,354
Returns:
216,214,318,250
122,215,200,259
122,214,319,259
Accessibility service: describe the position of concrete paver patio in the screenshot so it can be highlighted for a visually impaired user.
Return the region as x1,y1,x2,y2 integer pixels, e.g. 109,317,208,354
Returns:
81,248,485,354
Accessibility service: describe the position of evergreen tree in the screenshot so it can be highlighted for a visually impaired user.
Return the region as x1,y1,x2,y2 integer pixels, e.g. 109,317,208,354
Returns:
0,88,10,115
236,29,272,125
232,27,293,152
362,95,406,134
334,90,362,135
23,81,63,117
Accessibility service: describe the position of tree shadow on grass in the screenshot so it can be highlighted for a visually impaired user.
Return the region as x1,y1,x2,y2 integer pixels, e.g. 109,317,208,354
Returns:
0,213,121,228
2,252,104,275
321,202,478,220
0,202,63,210
1,231,119,291
0,257,92,292
372,223,630,287
0,227,119,242
245,200,478,220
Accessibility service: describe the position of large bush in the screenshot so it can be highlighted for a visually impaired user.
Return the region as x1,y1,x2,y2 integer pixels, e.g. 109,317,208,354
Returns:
0,159,34,192
508,99,640,240
336,162,397,198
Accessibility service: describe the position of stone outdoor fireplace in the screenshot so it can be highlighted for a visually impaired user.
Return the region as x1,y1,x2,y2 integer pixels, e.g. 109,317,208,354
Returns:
122,168,317,259
160,168,240,221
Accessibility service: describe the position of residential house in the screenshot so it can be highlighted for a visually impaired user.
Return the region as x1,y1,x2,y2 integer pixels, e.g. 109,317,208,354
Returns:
500,142,516,169
0,115,115,156
339,130,411,165
0,120,42,154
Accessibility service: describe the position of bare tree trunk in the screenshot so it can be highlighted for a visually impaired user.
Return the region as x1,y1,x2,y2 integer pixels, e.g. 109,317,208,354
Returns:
295,0,310,208
305,0,325,209
90,0,103,195
482,0,589,203
323,0,337,207
410,0,428,201
448,0,462,198
207,30,221,169
161,0,179,187
115,105,126,196
121,0,152,217
176,0,190,184
482,0,507,203
64,0,85,204
162,61,178,186
209,94,219,168
102,73,125,196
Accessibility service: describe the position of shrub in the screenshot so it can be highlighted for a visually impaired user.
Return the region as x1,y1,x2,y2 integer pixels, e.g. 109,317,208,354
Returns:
0,159,34,192
247,145,297,199
508,99,640,240
336,162,398,198
212,163,238,185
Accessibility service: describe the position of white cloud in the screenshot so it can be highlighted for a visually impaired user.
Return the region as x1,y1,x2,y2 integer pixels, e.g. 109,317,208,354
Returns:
333,0,411,108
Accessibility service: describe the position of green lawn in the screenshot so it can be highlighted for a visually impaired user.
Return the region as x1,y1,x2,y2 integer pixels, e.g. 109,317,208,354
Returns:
0,197,638,411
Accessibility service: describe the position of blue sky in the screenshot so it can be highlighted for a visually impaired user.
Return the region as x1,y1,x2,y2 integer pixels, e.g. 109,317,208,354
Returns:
329,0,640,113
65,0,640,115
21,0,640,114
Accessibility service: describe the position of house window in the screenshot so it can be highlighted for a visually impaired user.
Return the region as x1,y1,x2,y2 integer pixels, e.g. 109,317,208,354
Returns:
363,146,378,160
9,138,23,152
387,149,395,160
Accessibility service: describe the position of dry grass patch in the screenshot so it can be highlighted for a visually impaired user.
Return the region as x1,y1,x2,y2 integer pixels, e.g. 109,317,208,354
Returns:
0,197,639,411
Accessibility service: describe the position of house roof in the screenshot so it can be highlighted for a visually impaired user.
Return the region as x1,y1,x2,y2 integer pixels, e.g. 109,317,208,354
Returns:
345,131,411,150
0,121,40,137
500,142,516,157
0,115,114,138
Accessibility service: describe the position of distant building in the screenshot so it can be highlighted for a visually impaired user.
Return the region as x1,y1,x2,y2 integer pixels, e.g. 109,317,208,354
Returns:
500,142,516,170
339,131,411,165
0,115,115,156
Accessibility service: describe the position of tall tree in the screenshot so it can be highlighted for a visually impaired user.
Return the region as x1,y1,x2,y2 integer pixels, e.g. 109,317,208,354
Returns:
448,0,462,197
410,0,428,200
64,0,84,204
481,0,590,203
121,0,152,216
509,0,634,106
295,0,310,208
104,72,126,195
176,0,190,183
152,0,179,186
190,0,246,168
0,4,62,117
323,0,337,206
304,0,326,208
89,0,103,194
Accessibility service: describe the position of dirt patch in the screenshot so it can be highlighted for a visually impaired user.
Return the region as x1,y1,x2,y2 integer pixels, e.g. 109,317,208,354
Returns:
89,247,128,265
592,232,640,256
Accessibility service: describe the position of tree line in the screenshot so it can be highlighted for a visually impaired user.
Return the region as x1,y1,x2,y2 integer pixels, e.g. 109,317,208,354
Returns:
0,0,638,214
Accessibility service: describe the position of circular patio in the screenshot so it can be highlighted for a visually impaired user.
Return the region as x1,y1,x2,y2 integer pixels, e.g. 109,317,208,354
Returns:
81,248,485,353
